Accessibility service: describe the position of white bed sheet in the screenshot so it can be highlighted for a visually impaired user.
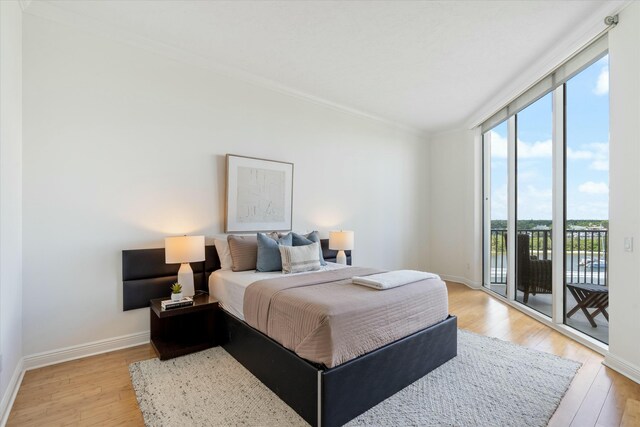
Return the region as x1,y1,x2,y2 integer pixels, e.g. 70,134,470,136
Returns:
209,262,347,320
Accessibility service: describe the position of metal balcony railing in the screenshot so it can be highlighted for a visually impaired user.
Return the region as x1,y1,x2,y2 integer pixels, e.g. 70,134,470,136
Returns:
489,229,608,286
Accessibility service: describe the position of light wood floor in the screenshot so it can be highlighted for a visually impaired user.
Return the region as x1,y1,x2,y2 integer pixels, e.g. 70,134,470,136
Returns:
7,282,640,426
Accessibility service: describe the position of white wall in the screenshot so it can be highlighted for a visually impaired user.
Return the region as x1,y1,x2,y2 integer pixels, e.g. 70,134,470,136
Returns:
21,14,429,356
0,0,23,417
426,128,481,287
605,1,640,381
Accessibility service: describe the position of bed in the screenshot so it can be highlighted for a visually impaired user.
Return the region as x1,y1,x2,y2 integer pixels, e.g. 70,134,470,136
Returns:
122,240,457,427
210,263,450,368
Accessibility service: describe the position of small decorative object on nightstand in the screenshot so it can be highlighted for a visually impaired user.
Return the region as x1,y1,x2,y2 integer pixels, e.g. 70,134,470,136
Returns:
170,283,183,301
329,230,354,265
150,294,219,360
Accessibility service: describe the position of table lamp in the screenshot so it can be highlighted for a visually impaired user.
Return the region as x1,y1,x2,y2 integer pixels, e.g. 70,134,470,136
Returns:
165,235,205,297
329,230,354,265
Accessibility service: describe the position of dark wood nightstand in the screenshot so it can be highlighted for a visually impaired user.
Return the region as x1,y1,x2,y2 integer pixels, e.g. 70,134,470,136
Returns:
150,294,219,360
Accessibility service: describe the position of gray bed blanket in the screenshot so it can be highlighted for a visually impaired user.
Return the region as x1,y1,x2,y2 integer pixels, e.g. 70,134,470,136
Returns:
243,267,448,368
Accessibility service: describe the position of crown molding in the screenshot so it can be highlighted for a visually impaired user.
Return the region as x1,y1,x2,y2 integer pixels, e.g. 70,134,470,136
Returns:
22,1,426,138
428,126,474,142
464,0,631,131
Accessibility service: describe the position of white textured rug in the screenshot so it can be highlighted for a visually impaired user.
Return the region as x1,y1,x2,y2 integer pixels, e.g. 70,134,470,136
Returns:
129,330,580,427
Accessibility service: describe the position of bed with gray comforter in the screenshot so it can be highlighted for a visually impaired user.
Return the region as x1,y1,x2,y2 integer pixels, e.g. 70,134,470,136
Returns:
243,266,448,368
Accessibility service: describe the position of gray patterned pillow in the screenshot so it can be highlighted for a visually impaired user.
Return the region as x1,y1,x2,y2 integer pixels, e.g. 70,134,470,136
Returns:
279,242,321,274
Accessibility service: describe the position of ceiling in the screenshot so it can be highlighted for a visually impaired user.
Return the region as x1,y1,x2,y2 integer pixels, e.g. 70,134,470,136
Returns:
25,1,622,133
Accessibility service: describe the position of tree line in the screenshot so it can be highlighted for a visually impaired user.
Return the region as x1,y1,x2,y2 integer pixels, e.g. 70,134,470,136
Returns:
490,227,608,254
490,219,609,229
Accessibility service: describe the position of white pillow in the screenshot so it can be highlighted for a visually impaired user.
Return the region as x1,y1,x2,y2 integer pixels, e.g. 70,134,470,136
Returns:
279,242,321,274
214,238,233,270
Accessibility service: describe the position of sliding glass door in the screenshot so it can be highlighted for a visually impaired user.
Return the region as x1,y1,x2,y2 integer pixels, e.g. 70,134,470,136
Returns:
483,121,508,297
482,39,609,344
514,93,553,317
564,55,609,343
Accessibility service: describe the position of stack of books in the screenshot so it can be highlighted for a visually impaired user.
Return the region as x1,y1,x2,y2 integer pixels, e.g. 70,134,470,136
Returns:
161,296,194,310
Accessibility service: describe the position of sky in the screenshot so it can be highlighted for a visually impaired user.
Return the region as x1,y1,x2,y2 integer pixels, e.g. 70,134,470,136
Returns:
489,55,609,221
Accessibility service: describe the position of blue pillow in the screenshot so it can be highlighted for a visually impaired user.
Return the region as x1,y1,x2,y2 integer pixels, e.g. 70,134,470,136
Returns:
257,232,293,272
292,231,327,266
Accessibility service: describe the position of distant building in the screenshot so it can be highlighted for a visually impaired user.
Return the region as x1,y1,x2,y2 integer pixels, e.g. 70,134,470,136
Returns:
569,225,588,230
588,223,607,230
532,225,550,230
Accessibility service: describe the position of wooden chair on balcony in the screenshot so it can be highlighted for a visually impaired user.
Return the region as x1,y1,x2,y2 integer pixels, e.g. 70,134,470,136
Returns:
516,233,552,303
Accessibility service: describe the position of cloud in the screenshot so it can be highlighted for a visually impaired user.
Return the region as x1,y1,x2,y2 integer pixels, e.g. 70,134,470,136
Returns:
567,199,609,220
489,132,609,171
489,131,507,158
490,183,508,220
590,160,609,171
517,185,553,219
567,142,609,171
566,148,592,160
579,181,609,194
517,169,539,184
585,142,609,171
517,139,552,158
488,131,552,159
593,66,609,96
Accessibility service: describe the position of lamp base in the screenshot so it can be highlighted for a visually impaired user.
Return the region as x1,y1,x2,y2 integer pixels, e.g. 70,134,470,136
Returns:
177,263,195,297
336,250,347,265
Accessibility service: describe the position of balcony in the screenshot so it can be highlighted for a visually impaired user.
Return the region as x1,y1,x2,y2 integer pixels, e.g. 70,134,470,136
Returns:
488,228,608,343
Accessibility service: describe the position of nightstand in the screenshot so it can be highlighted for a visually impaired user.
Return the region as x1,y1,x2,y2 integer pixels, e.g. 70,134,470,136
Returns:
149,294,219,360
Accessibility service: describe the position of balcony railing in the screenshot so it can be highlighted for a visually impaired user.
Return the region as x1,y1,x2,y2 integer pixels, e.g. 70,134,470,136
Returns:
490,229,608,286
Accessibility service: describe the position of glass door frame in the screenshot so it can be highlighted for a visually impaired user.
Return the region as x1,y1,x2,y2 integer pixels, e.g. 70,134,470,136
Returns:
552,85,565,323
482,116,517,300
483,87,566,325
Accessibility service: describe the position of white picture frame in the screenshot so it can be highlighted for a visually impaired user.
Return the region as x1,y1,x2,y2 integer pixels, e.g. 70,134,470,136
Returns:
225,154,294,233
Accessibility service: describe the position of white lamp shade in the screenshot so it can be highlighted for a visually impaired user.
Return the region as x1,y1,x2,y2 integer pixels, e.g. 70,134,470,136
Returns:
165,235,205,264
329,231,354,251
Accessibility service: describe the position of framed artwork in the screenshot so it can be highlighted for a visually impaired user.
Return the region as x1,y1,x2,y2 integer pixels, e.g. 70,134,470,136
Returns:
225,154,294,233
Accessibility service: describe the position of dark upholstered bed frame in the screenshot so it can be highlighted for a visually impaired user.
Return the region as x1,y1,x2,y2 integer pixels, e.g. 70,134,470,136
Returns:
122,239,457,427
223,312,457,426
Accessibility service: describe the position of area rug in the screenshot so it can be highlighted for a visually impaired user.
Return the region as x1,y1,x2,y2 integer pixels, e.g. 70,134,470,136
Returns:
129,330,581,426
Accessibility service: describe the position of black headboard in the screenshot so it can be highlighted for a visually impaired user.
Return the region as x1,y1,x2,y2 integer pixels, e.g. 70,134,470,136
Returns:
122,239,351,311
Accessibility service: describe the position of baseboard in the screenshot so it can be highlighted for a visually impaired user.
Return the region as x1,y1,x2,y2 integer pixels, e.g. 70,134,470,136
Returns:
0,357,25,427
1,331,150,425
604,353,640,385
439,274,482,289
23,330,150,371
